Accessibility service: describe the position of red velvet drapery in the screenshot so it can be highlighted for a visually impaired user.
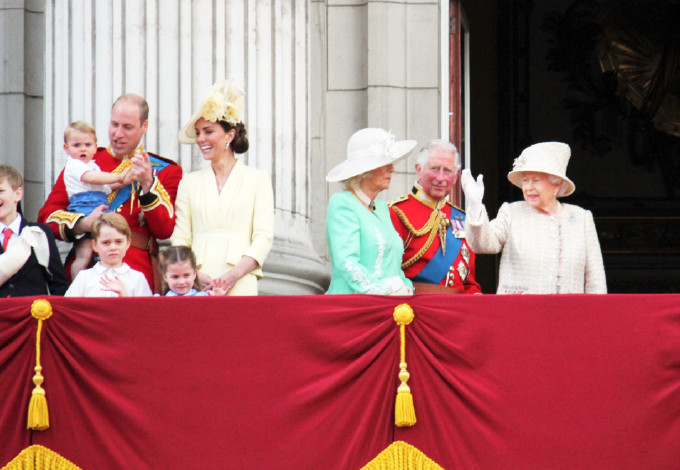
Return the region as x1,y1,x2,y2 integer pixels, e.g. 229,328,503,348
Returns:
1,294,679,469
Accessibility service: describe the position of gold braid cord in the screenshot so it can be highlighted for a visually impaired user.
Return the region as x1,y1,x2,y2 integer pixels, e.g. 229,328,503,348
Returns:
391,207,444,269
393,304,416,427
1,445,83,470
27,300,52,431
360,441,444,470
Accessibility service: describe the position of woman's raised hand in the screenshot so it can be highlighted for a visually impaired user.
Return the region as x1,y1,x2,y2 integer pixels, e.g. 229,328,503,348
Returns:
461,169,485,219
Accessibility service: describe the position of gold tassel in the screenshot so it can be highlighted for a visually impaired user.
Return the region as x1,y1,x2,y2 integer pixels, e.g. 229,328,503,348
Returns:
393,304,416,427
27,299,53,431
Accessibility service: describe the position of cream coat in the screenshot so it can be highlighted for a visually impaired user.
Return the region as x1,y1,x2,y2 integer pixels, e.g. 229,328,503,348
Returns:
465,201,606,294
171,160,274,295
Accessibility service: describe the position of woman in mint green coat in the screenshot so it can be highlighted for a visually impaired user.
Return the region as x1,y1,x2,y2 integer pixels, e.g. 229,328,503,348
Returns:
325,128,415,295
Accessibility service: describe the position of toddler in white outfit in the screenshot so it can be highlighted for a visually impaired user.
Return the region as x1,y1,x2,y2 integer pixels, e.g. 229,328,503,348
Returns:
62,121,129,279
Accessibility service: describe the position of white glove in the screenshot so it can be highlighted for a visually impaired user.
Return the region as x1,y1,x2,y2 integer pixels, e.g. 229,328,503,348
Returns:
384,276,414,296
461,169,485,220
392,283,413,296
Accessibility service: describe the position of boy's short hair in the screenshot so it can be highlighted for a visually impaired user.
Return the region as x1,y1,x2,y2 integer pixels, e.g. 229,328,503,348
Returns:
92,213,131,240
0,165,24,190
64,121,97,144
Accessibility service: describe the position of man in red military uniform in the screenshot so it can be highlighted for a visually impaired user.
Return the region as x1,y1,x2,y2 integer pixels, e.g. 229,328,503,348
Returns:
38,94,182,292
389,140,481,294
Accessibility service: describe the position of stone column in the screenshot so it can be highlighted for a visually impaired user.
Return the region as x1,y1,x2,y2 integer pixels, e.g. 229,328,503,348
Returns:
41,0,329,294
316,0,447,248
0,0,45,217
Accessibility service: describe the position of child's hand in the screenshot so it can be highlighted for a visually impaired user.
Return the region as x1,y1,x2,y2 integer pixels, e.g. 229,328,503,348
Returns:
208,278,230,296
100,274,128,296
120,168,133,185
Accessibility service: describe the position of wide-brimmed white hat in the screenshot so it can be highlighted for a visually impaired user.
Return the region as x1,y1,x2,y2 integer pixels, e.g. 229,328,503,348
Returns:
326,128,417,182
178,79,245,144
507,142,575,197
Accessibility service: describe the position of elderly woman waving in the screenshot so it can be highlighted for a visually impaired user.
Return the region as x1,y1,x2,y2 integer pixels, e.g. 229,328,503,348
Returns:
325,128,416,295
462,142,606,294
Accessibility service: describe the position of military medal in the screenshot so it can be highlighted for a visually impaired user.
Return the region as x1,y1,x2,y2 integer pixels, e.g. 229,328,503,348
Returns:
461,244,470,264
457,261,469,282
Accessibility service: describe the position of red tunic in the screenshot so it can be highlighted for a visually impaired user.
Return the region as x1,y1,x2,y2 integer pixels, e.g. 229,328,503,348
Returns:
38,147,182,289
389,189,481,294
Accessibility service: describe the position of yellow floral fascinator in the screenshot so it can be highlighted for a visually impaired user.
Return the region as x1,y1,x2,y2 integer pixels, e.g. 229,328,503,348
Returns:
178,79,245,144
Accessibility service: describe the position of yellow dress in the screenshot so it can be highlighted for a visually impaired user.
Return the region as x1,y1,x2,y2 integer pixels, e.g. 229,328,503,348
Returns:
171,160,274,295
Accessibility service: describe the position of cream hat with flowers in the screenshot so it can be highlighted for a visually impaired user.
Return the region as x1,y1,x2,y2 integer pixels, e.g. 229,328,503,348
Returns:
507,142,575,197
326,128,417,182
178,79,245,144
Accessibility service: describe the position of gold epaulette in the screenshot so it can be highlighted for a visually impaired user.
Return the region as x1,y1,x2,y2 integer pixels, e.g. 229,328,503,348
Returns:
388,194,409,207
446,201,465,213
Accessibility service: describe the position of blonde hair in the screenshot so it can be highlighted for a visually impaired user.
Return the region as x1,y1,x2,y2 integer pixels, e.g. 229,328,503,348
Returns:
341,172,369,191
64,121,97,144
0,165,24,190
92,213,131,240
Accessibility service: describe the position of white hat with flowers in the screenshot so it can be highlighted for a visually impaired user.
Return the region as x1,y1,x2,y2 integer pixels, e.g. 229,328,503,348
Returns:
507,142,576,197
326,128,417,182
178,79,245,144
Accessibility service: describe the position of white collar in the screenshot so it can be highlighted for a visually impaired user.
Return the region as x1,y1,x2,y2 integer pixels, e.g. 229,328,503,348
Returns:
0,213,22,235
93,261,131,275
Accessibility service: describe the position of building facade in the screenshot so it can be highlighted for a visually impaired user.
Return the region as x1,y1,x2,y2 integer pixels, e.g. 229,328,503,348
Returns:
1,0,453,294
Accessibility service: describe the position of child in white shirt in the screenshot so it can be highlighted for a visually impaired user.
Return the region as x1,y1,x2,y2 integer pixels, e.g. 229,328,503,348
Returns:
65,212,151,297
62,121,130,279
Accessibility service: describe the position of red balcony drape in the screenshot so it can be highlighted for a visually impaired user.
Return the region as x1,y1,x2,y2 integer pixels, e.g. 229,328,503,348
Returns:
1,294,679,469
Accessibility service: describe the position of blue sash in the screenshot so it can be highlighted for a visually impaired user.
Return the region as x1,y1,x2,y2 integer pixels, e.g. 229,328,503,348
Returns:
108,155,172,211
412,224,462,285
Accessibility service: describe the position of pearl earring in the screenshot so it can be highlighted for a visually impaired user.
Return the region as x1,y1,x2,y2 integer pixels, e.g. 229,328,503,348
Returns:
226,141,231,149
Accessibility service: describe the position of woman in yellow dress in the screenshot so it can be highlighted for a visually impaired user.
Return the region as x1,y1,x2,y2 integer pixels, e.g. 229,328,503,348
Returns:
172,80,274,295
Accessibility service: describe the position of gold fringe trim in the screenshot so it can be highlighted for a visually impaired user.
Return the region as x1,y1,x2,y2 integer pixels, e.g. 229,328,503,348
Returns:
361,441,444,470
1,445,83,470
27,300,52,431
393,304,416,427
